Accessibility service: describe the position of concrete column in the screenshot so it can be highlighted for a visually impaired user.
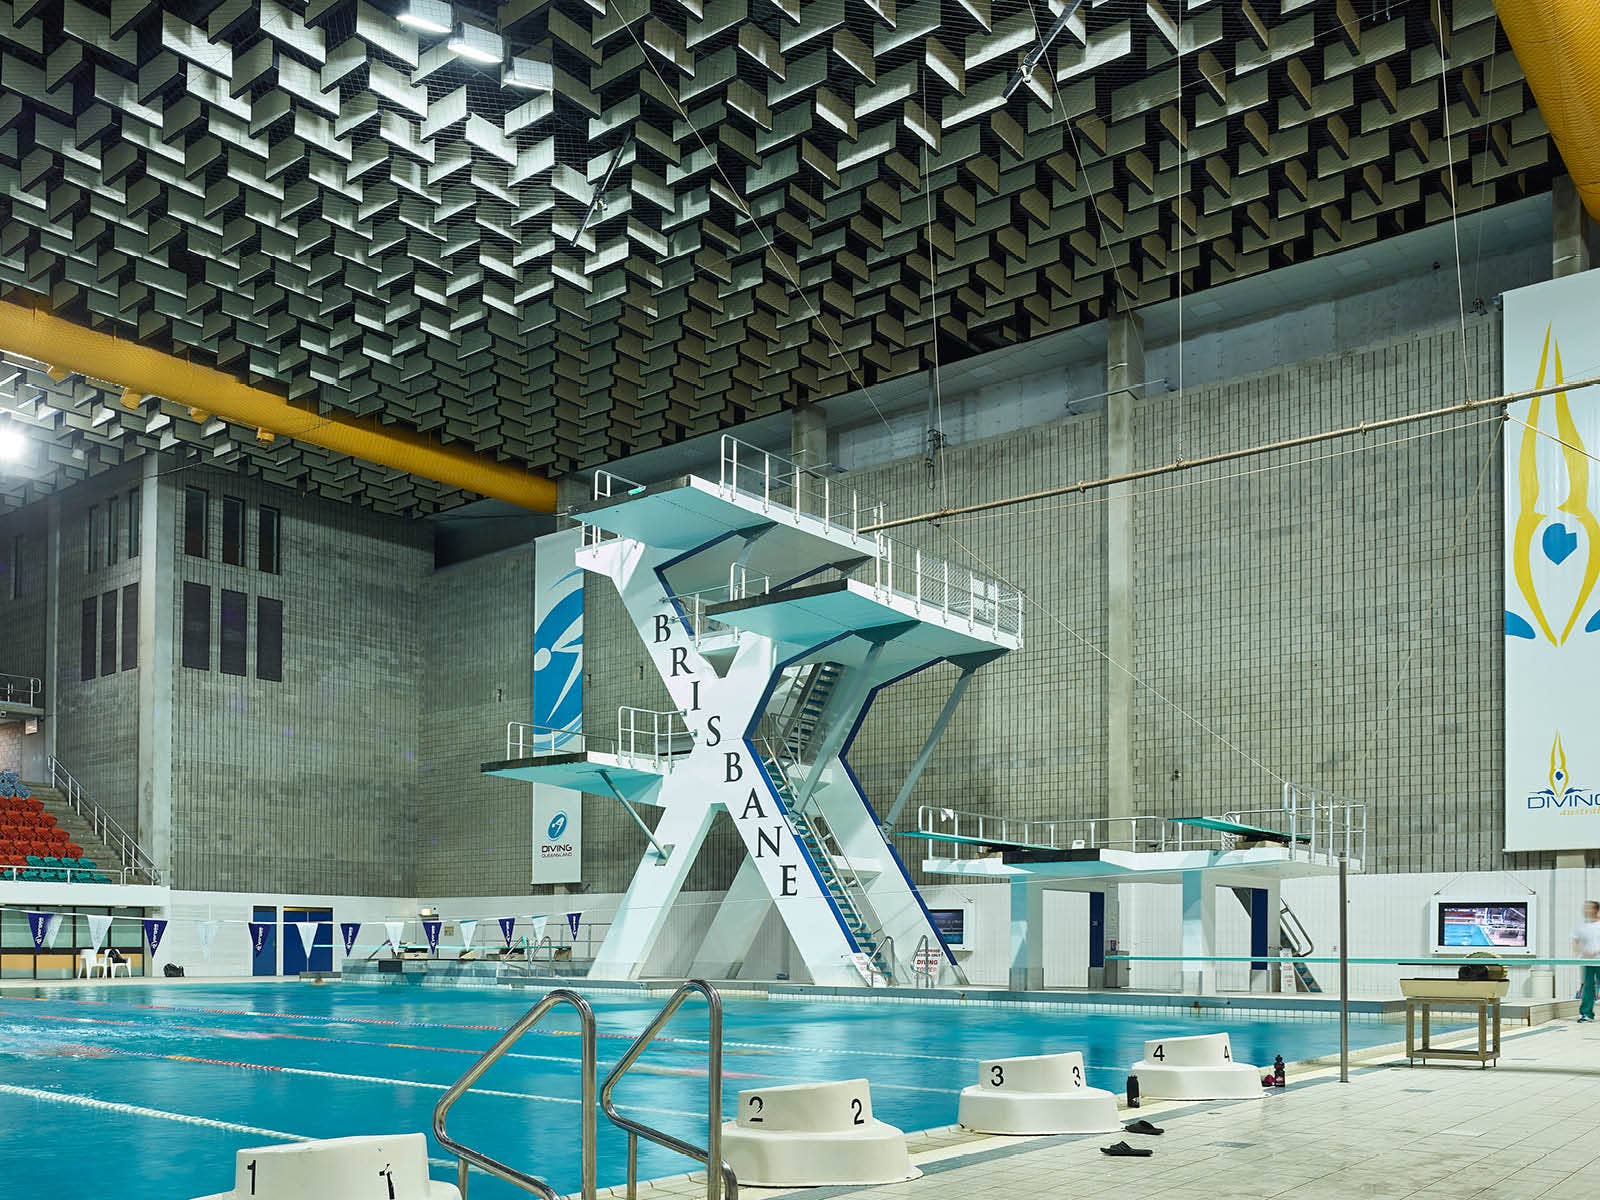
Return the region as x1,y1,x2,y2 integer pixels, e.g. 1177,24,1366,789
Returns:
790,401,828,519
1179,870,1216,995
1553,174,1592,279
136,455,174,879
1008,878,1046,991
43,496,60,761
1106,312,1144,820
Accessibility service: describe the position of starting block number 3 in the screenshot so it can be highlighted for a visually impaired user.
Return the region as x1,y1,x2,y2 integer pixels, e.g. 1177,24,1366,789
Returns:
987,1063,1084,1088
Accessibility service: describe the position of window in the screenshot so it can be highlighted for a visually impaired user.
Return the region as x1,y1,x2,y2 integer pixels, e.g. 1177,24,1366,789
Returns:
121,583,138,671
222,496,244,566
106,494,119,566
80,598,96,681
181,582,211,671
8,534,20,600
126,487,141,559
100,591,117,678
220,589,247,676
258,505,280,574
183,487,208,558
86,505,98,571
257,596,283,682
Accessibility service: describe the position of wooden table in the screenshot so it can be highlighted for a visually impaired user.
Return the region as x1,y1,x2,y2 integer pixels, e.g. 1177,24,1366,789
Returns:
1405,994,1501,1068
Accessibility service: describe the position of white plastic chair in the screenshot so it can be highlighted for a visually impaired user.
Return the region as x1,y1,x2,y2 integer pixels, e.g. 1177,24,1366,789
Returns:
106,954,132,978
77,949,100,978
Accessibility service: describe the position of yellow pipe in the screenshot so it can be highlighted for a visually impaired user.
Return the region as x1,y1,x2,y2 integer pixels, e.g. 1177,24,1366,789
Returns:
1494,0,1600,221
0,302,557,513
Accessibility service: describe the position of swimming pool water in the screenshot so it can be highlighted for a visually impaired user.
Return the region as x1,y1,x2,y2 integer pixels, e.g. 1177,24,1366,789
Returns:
0,983,1426,1199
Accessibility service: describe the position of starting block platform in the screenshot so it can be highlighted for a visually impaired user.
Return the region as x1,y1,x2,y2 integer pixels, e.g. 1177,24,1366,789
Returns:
193,1135,459,1200
1130,1033,1263,1101
958,1051,1119,1135
721,1078,916,1187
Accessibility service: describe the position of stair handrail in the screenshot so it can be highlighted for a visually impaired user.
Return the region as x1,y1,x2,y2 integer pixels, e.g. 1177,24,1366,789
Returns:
0,672,41,707
433,988,597,1200
601,980,736,1200
46,755,160,882
1280,902,1315,959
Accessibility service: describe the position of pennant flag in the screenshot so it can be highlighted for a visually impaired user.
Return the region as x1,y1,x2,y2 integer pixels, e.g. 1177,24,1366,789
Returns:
384,920,405,951
25,912,51,949
293,921,318,958
531,915,548,942
197,921,220,961
340,922,361,955
87,914,113,950
566,912,581,937
498,917,517,947
143,918,168,955
248,922,274,956
458,919,478,951
43,913,63,950
422,919,442,954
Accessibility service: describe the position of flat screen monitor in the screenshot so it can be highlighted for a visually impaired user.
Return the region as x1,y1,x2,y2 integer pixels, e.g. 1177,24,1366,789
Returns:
1437,901,1529,950
929,908,965,946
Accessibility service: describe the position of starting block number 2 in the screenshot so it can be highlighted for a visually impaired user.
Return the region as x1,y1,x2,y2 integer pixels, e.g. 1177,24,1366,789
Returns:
744,1094,867,1126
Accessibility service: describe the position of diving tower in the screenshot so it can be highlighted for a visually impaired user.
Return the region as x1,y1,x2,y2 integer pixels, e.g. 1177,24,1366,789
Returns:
485,437,1021,987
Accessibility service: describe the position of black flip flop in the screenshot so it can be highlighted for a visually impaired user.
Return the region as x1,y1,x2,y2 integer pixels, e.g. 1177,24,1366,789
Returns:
1124,1119,1164,1136
1100,1142,1153,1158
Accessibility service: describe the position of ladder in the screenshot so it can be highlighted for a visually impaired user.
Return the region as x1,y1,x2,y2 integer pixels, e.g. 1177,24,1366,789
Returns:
769,661,843,760
1228,888,1321,993
758,746,895,983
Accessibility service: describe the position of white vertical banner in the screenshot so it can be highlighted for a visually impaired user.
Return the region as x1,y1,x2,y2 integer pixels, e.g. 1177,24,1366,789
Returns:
1503,272,1600,851
196,920,220,961
87,914,113,950
458,919,478,951
384,920,406,951
293,921,318,958
532,527,584,884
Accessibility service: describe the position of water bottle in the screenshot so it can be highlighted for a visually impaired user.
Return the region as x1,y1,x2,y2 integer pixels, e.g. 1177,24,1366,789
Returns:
1273,1055,1285,1087
1126,1074,1140,1108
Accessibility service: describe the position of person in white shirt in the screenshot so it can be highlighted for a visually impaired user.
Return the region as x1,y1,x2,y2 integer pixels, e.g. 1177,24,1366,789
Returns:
1572,901,1600,1023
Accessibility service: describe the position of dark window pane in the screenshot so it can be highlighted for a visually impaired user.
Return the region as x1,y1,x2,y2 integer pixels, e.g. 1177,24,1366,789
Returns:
100,591,117,678
258,506,281,574
220,589,247,676
182,582,211,671
121,583,138,671
106,496,119,566
257,596,283,682
80,598,96,681
86,505,98,571
222,496,244,566
127,488,141,558
8,534,20,600
183,487,208,558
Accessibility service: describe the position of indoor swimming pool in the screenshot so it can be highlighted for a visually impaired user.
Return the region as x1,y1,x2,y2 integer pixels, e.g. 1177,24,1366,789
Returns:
0,982,1436,1199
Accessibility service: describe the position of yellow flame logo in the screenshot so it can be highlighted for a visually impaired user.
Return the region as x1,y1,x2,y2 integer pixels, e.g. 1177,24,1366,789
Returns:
1512,325,1600,645
1551,733,1571,799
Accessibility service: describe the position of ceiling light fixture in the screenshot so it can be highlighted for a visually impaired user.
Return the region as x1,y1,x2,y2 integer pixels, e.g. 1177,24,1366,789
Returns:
448,21,503,64
504,55,554,91
0,423,26,462
397,0,452,35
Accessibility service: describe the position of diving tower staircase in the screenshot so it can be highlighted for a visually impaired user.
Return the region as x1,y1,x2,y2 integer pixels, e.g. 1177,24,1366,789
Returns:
485,437,1021,987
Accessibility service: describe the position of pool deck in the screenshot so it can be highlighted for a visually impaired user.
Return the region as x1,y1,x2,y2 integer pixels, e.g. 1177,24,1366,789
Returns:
614,1018,1600,1200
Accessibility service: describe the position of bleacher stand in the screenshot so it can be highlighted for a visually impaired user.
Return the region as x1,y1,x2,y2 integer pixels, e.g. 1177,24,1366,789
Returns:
0,770,110,883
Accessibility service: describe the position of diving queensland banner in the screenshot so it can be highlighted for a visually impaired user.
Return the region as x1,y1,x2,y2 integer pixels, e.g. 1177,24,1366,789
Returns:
532,526,584,883
1503,271,1600,851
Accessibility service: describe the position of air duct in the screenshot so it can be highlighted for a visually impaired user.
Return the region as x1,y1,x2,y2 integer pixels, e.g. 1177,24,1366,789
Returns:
1493,0,1600,220
0,302,556,512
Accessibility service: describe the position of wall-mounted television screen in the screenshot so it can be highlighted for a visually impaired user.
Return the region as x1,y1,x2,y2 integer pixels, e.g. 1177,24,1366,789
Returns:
929,908,965,946
1438,902,1529,950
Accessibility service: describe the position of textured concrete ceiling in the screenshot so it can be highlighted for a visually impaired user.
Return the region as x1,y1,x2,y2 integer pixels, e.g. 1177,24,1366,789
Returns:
0,0,1558,516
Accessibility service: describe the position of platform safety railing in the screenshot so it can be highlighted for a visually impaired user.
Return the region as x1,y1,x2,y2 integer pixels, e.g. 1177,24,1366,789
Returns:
1224,783,1368,866
0,672,40,707
913,806,1191,857
601,980,737,1200
433,988,598,1200
504,713,690,772
46,756,161,883
720,434,880,539
868,536,1025,640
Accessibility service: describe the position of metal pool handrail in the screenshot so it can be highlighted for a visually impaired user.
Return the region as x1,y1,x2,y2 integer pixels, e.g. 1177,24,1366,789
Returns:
601,980,736,1200
432,988,598,1200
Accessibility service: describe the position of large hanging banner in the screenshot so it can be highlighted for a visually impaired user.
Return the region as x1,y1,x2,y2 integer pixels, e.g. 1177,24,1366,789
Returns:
532,526,584,884
1504,271,1600,851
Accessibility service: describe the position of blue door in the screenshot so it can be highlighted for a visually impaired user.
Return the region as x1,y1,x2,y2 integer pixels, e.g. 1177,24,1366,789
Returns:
251,905,278,976
282,907,334,974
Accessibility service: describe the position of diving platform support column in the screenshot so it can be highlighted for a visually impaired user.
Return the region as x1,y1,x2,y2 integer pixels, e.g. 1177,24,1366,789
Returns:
1009,879,1046,990
1180,870,1217,995
881,652,1002,831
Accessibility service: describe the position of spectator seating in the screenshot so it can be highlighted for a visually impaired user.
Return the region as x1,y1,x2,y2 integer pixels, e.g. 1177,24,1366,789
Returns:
0,795,111,882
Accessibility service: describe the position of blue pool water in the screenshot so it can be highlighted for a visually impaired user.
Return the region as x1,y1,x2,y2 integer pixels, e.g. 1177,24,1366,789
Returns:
0,983,1420,1199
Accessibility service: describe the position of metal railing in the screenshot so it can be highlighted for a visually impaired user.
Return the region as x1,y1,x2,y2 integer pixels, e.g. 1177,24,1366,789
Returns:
719,435,881,538
868,536,1025,639
678,564,775,646
601,980,735,1200
0,672,40,707
433,989,598,1200
593,469,647,500
0,864,144,886
913,806,1188,857
504,707,691,769
1224,783,1368,865
46,756,160,883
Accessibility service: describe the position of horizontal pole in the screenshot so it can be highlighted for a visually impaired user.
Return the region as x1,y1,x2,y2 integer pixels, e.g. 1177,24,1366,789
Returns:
860,371,1600,533
1110,954,1594,966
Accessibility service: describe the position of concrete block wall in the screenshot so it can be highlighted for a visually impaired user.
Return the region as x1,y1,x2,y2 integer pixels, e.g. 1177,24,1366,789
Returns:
0,502,48,682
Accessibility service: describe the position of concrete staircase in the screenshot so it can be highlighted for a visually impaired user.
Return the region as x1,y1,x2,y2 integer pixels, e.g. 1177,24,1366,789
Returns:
21,780,135,877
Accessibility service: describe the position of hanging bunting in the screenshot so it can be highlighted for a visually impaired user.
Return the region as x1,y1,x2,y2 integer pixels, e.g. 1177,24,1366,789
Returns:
25,911,51,949
531,915,548,942
143,918,168,955
566,912,581,937
247,922,273,957
87,914,113,951
498,917,517,947
197,921,220,961
43,913,63,950
458,919,478,951
292,921,318,959
422,919,442,955
384,920,406,952
340,922,362,956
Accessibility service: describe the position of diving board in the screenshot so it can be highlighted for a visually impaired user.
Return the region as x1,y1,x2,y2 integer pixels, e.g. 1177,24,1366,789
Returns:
1169,816,1310,845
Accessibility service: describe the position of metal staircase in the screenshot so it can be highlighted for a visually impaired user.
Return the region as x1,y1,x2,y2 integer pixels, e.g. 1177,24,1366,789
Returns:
756,745,895,983
1229,888,1321,993
777,662,843,760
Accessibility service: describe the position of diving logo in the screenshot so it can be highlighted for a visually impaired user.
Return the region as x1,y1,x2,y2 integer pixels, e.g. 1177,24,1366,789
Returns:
547,811,569,840
1526,733,1598,812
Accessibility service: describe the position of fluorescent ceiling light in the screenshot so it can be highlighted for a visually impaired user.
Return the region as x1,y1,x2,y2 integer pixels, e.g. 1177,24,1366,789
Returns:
397,0,452,34
504,55,554,90
0,424,26,461
448,21,503,64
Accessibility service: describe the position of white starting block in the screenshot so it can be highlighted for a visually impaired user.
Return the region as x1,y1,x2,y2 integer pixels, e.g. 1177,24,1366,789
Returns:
1129,1032,1263,1101
191,1135,461,1200
958,1051,1119,1135
720,1078,916,1187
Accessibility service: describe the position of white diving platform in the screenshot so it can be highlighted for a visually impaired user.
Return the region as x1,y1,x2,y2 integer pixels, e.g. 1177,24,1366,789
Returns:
482,750,666,804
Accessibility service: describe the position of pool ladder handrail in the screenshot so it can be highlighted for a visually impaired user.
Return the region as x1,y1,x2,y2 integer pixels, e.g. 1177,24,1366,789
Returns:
432,988,598,1200
601,980,738,1200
